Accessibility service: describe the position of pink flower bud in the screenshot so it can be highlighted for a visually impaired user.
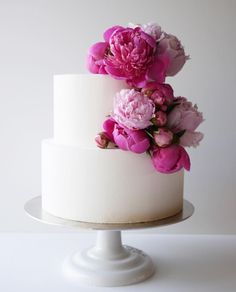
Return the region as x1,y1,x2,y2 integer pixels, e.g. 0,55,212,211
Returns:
152,111,167,126
142,83,174,109
95,132,110,148
153,128,173,147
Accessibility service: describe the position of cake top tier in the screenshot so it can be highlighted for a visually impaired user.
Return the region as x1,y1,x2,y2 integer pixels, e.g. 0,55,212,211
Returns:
53,74,128,148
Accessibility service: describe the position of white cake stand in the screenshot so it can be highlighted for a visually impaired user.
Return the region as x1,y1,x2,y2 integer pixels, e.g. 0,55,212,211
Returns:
24,196,194,287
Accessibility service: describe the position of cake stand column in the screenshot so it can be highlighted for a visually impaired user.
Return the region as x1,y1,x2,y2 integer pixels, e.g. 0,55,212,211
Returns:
62,229,155,286
92,230,128,259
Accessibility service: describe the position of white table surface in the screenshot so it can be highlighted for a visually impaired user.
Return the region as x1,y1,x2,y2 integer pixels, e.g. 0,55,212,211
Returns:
0,233,235,291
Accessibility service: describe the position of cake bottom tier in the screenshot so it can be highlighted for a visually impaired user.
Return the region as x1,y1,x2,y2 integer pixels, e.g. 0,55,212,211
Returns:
41,139,184,223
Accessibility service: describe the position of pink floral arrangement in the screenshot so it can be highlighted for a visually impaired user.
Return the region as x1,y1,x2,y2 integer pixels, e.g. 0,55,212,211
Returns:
88,22,204,174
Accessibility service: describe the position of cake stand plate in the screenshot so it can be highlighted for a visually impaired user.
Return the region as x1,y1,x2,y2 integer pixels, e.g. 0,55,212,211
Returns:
24,196,194,287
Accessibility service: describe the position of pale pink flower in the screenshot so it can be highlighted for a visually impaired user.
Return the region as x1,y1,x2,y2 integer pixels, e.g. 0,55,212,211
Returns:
158,33,188,76
167,97,203,133
153,128,173,147
180,131,204,148
112,89,155,130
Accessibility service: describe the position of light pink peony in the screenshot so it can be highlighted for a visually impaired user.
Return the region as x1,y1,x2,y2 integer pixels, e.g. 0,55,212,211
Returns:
180,131,204,148
103,118,150,154
158,33,188,76
167,97,203,133
142,83,174,110
152,144,190,173
153,128,173,147
112,89,155,130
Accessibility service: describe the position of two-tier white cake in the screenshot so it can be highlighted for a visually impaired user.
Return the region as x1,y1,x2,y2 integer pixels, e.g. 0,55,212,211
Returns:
41,74,184,223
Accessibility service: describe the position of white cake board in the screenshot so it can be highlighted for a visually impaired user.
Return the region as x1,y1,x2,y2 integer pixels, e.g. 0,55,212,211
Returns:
24,196,194,287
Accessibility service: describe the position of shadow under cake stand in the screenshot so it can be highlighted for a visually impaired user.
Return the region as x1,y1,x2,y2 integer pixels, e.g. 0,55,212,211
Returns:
24,196,194,287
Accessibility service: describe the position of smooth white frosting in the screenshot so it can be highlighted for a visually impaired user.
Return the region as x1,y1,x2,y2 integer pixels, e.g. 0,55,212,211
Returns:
42,139,183,223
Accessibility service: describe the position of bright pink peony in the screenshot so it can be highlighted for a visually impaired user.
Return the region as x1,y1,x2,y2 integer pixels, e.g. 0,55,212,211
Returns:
158,33,188,76
105,27,157,86
152,144,190,173
112,89,155,130
167,97,204,133
103,118,150,154
87,25,170,87
153,128,173,147
180,131,204,148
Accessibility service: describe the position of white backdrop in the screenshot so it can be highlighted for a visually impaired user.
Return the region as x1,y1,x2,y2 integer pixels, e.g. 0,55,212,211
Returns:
0,0,235,233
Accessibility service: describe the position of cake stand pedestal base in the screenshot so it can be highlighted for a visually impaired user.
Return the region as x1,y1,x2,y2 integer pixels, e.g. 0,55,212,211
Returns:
63,230,154,286
24,196,194,287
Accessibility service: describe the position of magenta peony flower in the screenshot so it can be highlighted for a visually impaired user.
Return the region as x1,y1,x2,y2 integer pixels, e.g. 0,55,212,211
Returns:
180,131,204,148
87,25,170,87
153,128,173,147
158,33,188,76
152,144,190,173
105,27,157,86
167,97,204,133
103,118,150,153
112,89,155,130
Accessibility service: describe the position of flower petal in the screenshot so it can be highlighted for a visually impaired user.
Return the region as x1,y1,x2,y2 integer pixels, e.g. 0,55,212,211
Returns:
146,53,169,83
103,25,124,42
88,42,108,59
